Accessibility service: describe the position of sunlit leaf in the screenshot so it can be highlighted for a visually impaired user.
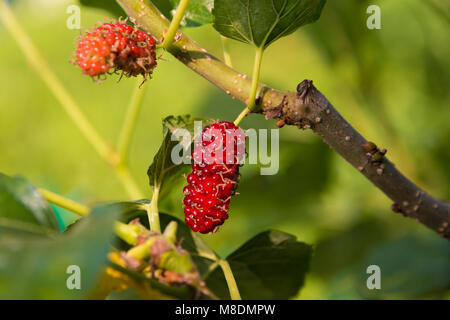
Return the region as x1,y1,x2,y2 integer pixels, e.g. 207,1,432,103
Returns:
213,0,326,48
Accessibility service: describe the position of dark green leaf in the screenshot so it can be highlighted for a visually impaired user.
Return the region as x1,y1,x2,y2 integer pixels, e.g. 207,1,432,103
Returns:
78,0,126,17
147,115,202,196
0,173,59,232
169,0,214,27
0,218,56,240
0,203,121,299
205,230,313,299
213,0,326,48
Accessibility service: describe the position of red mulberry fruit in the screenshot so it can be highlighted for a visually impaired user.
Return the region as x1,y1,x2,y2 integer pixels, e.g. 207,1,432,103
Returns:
74,21,157,80
183,121,246,234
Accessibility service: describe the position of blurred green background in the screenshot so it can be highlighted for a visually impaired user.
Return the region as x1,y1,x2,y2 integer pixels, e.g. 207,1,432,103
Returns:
1,0,449,299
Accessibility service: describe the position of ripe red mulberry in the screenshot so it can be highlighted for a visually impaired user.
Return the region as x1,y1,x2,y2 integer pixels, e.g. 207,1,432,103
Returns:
183,121,246,234
74,21,157,79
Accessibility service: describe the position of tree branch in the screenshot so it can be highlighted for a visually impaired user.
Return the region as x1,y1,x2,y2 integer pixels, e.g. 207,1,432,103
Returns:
117,0,450,239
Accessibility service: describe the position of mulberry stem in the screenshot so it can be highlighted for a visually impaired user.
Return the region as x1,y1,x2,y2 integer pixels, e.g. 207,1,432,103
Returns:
38,188,89,216
160,0,190,49
234,46,264,126
220,35,233,68
147,187,161,233
218,259,242,300
39,187,144,245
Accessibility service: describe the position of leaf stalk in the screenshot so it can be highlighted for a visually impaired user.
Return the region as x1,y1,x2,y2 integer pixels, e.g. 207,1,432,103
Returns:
160,0,190,49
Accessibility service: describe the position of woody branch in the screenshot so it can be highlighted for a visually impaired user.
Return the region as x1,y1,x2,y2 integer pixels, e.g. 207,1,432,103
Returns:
117,0,450,238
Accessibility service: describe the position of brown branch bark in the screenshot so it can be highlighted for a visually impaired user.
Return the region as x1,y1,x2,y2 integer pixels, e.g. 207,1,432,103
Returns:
265,81,450,239
118,0,450,239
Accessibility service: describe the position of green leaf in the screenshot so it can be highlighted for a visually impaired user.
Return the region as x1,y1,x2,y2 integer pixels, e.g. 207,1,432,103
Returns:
147,115,201,196
205,230,313,299
213,0,326,48
0,203,121,299
0,218,56,240
169,0,214,27
0,173,59,232
78,0,126,17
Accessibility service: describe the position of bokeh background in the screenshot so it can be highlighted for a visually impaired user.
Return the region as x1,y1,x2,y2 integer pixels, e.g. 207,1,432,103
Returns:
1,0,449,299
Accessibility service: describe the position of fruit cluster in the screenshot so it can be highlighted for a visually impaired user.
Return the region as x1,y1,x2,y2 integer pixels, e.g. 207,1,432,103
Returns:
74,21,157,79
183,121,246,233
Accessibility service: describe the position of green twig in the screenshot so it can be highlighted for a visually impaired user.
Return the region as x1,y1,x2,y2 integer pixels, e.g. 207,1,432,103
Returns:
220,35,233,68
234,46,264,126
160,0,190,49
39,186,146,245
38,188,89,216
